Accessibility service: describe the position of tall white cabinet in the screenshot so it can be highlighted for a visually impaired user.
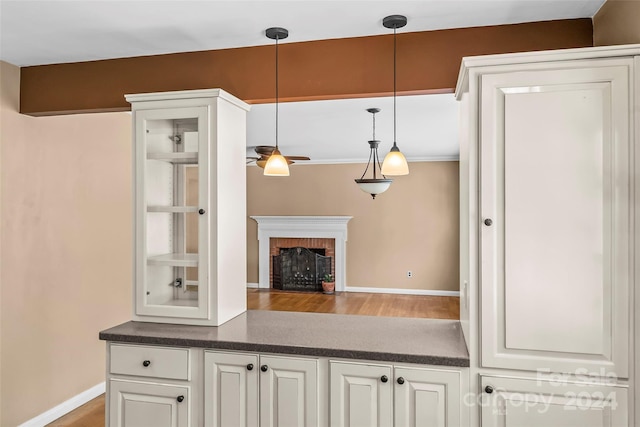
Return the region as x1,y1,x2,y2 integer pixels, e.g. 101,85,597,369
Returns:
126,89,250,326
457,45,640,426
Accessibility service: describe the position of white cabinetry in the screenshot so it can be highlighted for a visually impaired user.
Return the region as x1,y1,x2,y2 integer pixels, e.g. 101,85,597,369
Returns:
330,360,462,427
107,344,194,427
126,89,250,326
479,60,631,376
330,361,393,427
204,351,320,427
109,380,190,427
456,44,640,426
481,376,628,427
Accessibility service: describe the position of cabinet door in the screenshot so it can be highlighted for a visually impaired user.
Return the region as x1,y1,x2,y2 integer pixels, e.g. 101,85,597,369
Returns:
481,375,628,427
394,366,461,427
330,361,393,427
204,351,259,427
134,106,210,320
109,379,190,427
480,59,632,376
259,355,319,427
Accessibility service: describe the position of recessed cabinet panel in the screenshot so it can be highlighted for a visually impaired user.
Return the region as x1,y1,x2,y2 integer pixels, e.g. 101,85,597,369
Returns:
109,379,190,427
260,355,319,427
204,351,259,427
481,375,628,427
480,61,631,376
330,361,393,427
394,366,461,427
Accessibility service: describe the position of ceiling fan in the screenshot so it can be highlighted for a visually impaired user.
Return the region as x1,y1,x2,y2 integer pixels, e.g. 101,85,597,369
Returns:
246,145,311,169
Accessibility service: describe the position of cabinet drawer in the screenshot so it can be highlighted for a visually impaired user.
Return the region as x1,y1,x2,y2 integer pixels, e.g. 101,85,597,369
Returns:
110,344,190,380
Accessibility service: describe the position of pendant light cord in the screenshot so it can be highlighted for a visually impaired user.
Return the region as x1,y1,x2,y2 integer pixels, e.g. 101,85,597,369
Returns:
393,25,398,149
275,35,279,150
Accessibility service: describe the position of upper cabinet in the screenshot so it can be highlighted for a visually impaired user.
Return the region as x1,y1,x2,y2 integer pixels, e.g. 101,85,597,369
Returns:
126,89,250,326
456,45,640,377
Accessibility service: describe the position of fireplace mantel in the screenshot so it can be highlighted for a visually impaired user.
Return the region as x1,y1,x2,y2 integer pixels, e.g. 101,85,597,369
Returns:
251,216,353,291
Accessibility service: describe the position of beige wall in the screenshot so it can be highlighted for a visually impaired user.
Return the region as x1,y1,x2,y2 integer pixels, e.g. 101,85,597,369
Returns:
0,61,132,426
247,162,459,291
594,0,640,46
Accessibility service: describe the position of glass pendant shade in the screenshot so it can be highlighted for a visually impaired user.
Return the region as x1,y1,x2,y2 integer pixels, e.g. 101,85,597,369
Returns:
263,148,290,176
355,179,392,197
381,146,409,175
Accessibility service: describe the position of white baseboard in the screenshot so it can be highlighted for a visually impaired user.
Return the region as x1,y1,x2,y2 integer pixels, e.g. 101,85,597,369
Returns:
247,282,259,288
345,286,460,297
18,382,105,427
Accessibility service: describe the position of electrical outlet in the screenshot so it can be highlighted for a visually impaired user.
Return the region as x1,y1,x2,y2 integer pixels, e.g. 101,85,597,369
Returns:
407,271,413,278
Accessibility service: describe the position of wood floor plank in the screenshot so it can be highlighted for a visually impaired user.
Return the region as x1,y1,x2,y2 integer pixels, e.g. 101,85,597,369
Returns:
50,289,459,426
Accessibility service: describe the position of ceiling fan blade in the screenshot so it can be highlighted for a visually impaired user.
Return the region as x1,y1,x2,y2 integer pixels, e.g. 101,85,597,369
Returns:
284,156,311,161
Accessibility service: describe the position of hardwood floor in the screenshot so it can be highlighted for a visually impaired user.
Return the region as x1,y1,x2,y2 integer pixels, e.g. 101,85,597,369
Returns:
247,288,459,319
47,289,459,426
46,395,105,427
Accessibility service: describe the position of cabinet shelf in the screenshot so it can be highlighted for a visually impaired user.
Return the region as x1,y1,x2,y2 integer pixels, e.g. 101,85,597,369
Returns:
147,206,198,213
147,253,198,267
147,152,198,164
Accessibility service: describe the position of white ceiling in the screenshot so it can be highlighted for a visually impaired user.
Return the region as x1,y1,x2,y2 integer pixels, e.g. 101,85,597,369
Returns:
247,94,459,163
0,0,604,162
0,0,604,67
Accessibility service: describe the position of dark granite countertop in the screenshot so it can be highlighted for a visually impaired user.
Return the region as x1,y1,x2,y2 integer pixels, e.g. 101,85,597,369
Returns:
99,310,469,367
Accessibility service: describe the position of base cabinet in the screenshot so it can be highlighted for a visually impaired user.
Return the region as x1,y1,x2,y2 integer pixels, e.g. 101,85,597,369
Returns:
204,351,320,427
330,361,393,427
330,361,462,427
109,379,191,427
481,376,628,427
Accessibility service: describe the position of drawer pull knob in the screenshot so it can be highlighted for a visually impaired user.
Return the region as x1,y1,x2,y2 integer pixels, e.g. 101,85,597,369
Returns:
484,218,493,226
397,377,405,385
381,375,388,383
142,360,151,367
177,395,184,403
199,209,205,215
485,385,494,394
260,365,268,372
247,364,254,371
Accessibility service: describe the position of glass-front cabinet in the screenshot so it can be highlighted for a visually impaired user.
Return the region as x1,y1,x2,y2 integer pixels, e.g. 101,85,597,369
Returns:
127,89,250,326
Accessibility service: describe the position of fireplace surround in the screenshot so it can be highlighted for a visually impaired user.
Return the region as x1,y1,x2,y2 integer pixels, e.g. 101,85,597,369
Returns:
251,216,352,292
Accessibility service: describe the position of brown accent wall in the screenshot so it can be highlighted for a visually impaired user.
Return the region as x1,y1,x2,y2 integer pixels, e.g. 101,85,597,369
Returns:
20,19,593,116
247,162,459,291
0,61,132,426
594,0,640,46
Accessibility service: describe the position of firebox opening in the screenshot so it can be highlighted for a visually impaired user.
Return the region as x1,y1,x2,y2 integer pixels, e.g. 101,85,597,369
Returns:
272,247,332,292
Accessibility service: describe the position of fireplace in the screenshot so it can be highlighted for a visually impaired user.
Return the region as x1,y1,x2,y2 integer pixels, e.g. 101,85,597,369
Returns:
270,238,335,291
251,216,352,292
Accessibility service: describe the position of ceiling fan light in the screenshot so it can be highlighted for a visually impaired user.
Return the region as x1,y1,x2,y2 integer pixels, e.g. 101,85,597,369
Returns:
381,146,409,175
264,149,290,176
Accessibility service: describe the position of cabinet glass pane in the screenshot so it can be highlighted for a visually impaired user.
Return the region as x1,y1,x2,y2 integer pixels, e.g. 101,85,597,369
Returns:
144,116,200,308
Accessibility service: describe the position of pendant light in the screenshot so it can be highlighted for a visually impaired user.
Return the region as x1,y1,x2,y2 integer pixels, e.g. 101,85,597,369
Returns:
381,15,410,176
264,27,290,176
355,108,393,199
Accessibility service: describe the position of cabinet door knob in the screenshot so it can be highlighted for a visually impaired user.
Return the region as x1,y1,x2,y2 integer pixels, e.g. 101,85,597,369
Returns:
142,360,151,367
198,209,206,215
177,395,185,403
397,377,405,385
260,365,268,372
485,385,494,394
246,364,254,371
380,375,388,383
484,218,493,226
